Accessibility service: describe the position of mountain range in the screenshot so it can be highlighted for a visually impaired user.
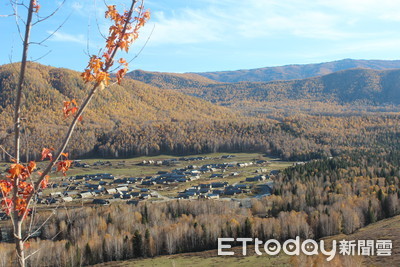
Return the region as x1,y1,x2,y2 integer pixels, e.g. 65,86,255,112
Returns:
1,59,400,127
128,65,400,106
193,58,400,82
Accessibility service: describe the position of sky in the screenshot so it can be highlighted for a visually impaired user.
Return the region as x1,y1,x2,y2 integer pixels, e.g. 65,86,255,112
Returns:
2,0,400,73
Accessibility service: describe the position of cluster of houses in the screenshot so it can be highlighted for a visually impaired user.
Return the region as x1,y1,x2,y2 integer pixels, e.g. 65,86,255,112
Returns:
72,160,91,168
73,160,116,168
140,158,182,166
138,160,259,186
31,156,276,206
177,182,251,199
139,155,238,166
245,175,268,182
36,173,155,205
176,174,275,199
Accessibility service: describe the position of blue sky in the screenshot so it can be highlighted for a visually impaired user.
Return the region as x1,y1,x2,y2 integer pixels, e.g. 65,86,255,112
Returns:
2,0,400,73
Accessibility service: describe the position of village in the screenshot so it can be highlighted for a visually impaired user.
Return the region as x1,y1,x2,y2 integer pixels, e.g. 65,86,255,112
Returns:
0,153,290,220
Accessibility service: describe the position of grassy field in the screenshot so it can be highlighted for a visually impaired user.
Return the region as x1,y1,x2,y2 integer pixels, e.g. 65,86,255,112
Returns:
93,246,292,267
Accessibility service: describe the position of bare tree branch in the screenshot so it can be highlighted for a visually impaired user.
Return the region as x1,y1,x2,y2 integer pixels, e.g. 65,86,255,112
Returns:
30,50,52,62
23,209,56,242
10,0,25,42
24,248,41,261
24,180,76,242
110,23,154,73
128,24,154,64
0,13,15,17
94,0,107,40
32,0,66,26
0,145,15,160
34,12,72,46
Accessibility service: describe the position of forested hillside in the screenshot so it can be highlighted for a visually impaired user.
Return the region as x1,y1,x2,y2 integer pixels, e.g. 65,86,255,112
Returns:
128,67,400,106
0,62,249,160
1,63,400,163
194,58,400,82
0,63,234,125
127,69,219,89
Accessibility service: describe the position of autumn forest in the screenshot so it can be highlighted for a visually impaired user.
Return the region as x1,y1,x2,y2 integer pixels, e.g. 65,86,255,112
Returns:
1,1,400,266
0,59,399,266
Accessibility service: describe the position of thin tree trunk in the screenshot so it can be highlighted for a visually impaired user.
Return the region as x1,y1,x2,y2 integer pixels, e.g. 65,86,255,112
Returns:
14,0,34,162
14,221,25,267
13,1,34,266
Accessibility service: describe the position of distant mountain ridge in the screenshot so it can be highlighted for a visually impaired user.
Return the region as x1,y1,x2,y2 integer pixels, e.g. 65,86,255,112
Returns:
128,67,400,106
193,59,400,82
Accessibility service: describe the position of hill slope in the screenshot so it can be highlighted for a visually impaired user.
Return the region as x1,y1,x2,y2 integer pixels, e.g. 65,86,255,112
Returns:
0,62,242,159
323,215,400,267
0,62,236,125
127,69,219,89
128,67,400,106
193,58,400,82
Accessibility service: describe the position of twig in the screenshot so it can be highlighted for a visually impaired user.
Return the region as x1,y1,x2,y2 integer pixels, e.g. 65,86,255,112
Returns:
23,209,56,242
0,145,15,161
34,12,72,45
0,14,15,17
32,0,66,25
25,179,76,242
94,0,107,40
128,24,154,64
30,50,52,62
24,248,41,261
10,0,24,42
110,23,154,73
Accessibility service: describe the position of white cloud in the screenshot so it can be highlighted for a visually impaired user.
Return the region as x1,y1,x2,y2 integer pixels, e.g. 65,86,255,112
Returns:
141,0,400,48
143,10,225,45
320,0,400,11
69,0,104,18
71,2,83,11
47,31,86,45
143,0,357,46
